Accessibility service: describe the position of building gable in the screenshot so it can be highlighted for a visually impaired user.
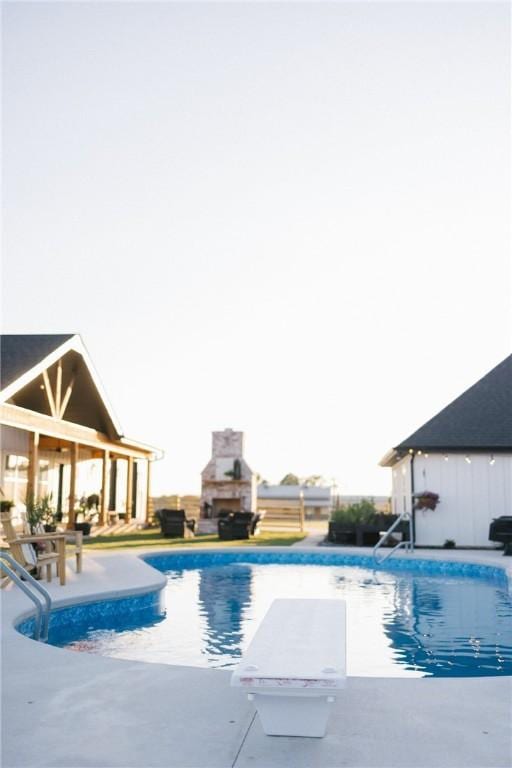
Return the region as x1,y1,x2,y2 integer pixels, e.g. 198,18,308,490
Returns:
0,334,122,439
0,335,74,391
389,354,512,459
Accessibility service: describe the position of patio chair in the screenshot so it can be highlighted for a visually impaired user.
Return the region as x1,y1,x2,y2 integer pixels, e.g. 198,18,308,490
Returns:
0,514,62,582
155,509,196,538
218,512,264,541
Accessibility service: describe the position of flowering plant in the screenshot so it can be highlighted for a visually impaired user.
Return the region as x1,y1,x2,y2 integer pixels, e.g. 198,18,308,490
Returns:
75,494,100,523
414,491,440,511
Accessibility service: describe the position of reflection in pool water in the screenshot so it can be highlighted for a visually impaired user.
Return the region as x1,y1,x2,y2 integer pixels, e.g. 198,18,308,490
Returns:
18,554,512,678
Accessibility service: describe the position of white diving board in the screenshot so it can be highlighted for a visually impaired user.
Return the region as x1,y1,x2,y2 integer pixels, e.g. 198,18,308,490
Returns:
231,598,346,737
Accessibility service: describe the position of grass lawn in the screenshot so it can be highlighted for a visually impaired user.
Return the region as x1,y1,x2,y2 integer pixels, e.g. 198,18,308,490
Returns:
83,528,306,550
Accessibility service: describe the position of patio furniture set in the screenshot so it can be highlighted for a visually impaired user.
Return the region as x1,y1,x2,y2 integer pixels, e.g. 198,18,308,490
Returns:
155,508,265,540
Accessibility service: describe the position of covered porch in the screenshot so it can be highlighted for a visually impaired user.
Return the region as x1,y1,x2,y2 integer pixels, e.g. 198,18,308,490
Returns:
0,335,160,530
1,406,155,527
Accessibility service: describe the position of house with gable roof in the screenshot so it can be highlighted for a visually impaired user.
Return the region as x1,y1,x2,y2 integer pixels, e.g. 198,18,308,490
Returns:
380,354,512,547
0,334,160,526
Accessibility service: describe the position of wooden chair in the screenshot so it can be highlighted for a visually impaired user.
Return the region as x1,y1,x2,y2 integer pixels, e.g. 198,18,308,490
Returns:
0,513,62,583
4,512,83,573
70,530,83,573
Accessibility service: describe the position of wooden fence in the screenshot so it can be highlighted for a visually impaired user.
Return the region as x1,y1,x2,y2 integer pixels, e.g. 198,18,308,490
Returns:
258,503,305,532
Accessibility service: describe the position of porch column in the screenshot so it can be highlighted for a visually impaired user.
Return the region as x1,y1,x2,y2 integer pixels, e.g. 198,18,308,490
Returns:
126,456,134,521
67,442,79,529
99,450,110,526
145,459,153,525
27,431,40,502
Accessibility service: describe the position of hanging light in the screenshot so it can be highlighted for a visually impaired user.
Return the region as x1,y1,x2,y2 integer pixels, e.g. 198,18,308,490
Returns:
417,450,422,456
424,453,429,458
465,455,472,464
489,455,495,466
443,454,449,461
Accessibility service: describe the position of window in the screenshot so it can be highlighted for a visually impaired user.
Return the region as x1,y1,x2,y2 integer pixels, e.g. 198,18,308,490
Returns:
5,454,29,475
3,454,29,505
39,460,49,481
38,460,50,490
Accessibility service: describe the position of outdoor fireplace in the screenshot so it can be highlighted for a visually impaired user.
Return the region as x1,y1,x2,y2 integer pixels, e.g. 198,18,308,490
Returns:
200,429,256,518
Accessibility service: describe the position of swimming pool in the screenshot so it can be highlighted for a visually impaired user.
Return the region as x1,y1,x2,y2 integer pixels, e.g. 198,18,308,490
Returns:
18,551,512,677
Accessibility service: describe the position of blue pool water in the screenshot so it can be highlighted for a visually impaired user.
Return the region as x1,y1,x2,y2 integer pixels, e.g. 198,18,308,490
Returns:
18,551,512,677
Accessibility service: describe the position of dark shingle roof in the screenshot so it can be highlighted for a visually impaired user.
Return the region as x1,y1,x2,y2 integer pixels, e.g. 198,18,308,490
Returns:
0,334,75,391
395,354,512,451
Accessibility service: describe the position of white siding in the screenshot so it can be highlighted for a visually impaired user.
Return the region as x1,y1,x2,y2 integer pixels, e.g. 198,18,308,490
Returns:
0,425,29,453
0,427,30,519
135,460,147,521
115,459,128,514
76,450,102,500
412,453,512,547
391,455,413,518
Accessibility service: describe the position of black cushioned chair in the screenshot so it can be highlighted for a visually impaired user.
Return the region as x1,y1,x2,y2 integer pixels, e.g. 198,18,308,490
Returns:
217,511,264,541
155,509,196,538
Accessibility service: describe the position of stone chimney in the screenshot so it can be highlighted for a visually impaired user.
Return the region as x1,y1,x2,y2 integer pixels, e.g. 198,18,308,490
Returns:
200,429,256,517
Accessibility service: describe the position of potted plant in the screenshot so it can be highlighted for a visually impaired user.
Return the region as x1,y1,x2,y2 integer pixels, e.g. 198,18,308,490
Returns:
38,493,58,532
25,493,45,533
0,499,15,517
414,491,440,511
74,494,99,536
224,460,242,480
0,500,15,533
328,506,358,544
328,499,396,546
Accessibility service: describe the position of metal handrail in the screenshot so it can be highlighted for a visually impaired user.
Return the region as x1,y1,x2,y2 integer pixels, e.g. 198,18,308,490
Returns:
373,511,413,565
0,552,52,641
374,538,413,565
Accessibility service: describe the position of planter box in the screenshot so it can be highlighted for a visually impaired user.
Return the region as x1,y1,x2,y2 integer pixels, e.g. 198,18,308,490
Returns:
354,525,382,547
328,522,382,546
74,522,92,536
328,516,405,547
327,523,356,545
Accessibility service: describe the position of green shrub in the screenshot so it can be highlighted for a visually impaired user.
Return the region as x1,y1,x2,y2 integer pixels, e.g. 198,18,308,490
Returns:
330,499,379,526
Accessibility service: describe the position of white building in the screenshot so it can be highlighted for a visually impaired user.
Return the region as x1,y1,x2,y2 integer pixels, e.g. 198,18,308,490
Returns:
380,354,512,547
0,334,160,526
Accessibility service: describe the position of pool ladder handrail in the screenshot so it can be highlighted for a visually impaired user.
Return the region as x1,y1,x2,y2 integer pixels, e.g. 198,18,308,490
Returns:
373,511,413,565
0,552,52,642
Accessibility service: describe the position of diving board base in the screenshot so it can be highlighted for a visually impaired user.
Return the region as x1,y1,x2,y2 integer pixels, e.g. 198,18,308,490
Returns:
249,690,335,737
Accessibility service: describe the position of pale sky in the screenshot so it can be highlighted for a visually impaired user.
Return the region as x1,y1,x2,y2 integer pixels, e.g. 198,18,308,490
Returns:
2,2,511,496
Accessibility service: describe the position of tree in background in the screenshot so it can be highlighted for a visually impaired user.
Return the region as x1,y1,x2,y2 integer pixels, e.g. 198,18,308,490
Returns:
302,475,325,487
279,473,300,485
279,474,326,486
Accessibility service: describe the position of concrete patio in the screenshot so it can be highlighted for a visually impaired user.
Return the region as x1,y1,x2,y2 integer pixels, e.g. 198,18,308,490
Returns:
2,545,511,768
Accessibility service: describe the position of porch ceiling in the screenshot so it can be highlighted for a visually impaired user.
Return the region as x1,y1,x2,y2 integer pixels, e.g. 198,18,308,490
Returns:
7,350,118,438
